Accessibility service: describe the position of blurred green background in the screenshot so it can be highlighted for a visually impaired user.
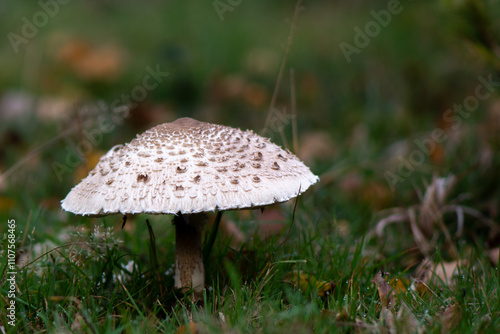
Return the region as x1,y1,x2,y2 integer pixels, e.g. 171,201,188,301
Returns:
0,0,499,255
1,1,500,332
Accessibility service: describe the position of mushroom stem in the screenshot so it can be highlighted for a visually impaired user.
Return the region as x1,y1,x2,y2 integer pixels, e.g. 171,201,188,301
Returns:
173,213,207,298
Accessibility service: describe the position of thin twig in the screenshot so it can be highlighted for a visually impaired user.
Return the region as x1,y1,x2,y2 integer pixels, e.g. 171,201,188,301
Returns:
374,210,408,237
146,219,161,293
204,211,223,266
278,184,301,250
21,211,32,248
290,68,299,154
0,124,81,183
121,215,127,229
73,104,88,172
278,126,289,149
408,208,431,256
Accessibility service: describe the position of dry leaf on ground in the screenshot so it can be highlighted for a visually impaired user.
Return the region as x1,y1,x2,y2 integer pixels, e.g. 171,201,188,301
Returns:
372,271,395,308
380,307,396,334
394,303,424,334
373,175,495,258
440,303,461,332
418,260,463,286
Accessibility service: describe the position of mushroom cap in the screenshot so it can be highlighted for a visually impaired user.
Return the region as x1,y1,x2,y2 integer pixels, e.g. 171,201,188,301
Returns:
61,117,319,216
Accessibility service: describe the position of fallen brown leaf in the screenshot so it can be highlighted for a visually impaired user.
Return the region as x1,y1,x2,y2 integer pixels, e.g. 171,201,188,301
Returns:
424,261,461,286
380,306,396,334
389,276,430,299
440,303,461,332
411,279,430,298
389,277,409,294
395,303,424,334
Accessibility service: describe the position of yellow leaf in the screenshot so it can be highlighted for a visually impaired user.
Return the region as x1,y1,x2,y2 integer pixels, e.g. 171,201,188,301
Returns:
389,277,410,294
175,321,199,334
286,270,334,297
389,276,429,299
411,280,430,298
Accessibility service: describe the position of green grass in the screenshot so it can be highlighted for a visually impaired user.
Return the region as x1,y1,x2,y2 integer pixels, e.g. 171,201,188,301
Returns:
1,0,500,332
3,212,500,332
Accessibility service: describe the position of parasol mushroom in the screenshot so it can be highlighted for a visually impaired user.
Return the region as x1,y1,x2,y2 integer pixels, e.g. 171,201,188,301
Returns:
61,117,318,297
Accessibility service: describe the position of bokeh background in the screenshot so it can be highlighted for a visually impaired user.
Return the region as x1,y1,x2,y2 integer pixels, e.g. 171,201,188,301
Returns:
1,0,499,231
0,0,500,331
